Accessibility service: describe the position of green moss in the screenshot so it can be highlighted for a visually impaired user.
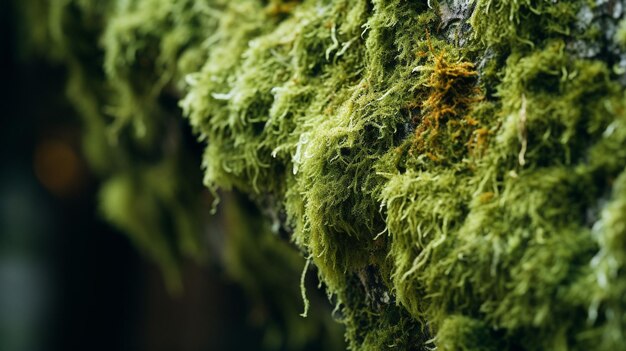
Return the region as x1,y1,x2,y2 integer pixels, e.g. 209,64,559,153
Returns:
221,192,344,350
18,0,626,349
436,315,500,351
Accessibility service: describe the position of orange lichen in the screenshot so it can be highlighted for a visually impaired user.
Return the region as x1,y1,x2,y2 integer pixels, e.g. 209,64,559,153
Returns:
411,43,483,161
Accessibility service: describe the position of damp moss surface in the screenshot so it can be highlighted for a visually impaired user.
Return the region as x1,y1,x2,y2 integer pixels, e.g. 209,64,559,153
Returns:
17,0,626,350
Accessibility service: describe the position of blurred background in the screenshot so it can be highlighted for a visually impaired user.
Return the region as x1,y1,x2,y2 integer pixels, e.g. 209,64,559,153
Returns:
0,2,342,351
0,3,270,351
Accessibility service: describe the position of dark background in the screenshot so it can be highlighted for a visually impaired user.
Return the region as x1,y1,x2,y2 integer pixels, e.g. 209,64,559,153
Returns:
0,2,271,350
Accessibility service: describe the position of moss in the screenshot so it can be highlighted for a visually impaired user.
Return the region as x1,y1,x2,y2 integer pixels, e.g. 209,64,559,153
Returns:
100,161,205,291
409,41,483,162
31,0,213,292
221,192,344,350
436,315,500,351
18,0,626,350
18,0,345,347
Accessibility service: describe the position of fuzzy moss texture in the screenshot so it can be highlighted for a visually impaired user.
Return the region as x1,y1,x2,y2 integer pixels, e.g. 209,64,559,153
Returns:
18,0,626,350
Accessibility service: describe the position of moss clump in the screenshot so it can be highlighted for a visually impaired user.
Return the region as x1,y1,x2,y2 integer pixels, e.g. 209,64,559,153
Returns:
435,315,500,351
409,42,483,161
17,0,343,348
18,0,626,350
220,192,344,350
22,0,212,291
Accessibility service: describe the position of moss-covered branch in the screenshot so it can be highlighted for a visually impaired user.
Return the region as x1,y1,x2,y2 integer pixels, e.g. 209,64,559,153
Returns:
17,0,626,350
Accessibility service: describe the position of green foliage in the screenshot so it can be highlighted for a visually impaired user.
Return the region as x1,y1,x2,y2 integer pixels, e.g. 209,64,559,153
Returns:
18,0,626,350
